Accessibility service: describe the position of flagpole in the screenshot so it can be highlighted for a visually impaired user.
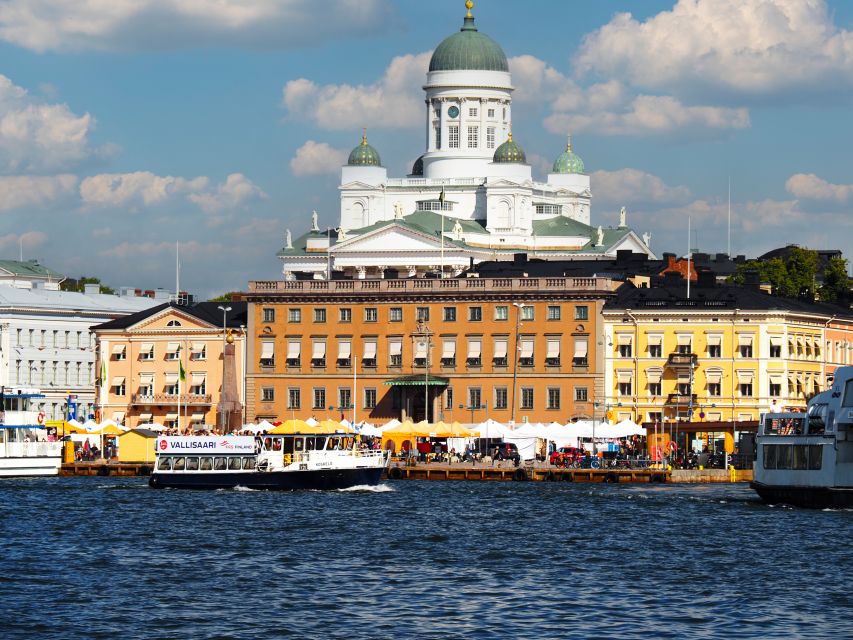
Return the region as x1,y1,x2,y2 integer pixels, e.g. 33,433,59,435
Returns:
439,187,445,278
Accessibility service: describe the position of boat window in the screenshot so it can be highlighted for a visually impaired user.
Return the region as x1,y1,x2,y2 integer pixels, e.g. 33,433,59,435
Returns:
242,457,256,470
186,457,199,471
777,444,793,469
200,457,213,470
228,457,242,470
305,437,315,450
808,445,823,470
283,437,294,455
157,456,173,471
326,437,334,450
843,378,853,407
264,437,272,451
172,457,186,471
272,438,282,451
294,438,304,452
763,445,777,469
792,445,807,470
214,457,227,470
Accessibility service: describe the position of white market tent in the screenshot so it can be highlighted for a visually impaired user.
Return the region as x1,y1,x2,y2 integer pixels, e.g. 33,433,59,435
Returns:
474,418,514,439
379,419,401,432
359,423,383,437
305,417,319,427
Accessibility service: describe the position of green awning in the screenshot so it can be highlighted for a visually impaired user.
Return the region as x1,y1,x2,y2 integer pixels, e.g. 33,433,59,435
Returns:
384,375,449,387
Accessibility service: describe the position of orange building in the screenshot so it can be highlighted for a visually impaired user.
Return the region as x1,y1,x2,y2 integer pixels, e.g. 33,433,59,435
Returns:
93,302,247,430
243,275,616,425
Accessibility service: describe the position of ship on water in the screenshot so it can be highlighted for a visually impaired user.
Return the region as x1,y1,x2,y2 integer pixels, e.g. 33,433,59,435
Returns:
0,388,63,477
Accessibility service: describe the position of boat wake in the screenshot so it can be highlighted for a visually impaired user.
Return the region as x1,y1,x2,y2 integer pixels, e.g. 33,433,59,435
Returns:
338,483,394,493
232,485,259,492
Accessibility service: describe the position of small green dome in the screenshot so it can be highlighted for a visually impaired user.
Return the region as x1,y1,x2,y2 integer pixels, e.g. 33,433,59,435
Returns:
429,8,508,73
411,155,424,176
493,132,526,164
347,133,382,167
552,138,585,174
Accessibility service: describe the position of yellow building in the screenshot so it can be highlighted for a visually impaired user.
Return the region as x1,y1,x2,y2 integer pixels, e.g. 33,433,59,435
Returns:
93,302,247,430
602,277,847,448
117,428,158,463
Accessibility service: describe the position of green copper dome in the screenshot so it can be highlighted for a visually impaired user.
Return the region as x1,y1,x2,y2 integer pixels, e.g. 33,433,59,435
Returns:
552,138,585,174
493,132,526,164
347,133,382,167
429,8,509,73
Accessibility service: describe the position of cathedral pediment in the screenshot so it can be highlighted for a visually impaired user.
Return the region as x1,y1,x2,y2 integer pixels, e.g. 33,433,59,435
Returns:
333,224,452,254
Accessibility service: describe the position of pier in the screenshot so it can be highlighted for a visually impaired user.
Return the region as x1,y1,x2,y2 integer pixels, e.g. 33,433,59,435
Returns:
60,462,153,477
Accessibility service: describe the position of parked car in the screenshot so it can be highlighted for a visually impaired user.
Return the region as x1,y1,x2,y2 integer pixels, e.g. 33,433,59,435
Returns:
492,442,521,466
549,447,583,467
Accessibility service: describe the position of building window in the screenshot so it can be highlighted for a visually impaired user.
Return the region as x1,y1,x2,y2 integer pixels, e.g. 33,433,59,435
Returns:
468,306,482,322
468,107,478,117
521,306,534,321
494,305,508,320
618,381,632,396
338,388,352,409
314,308,326,323
649,382,662,396
487,108,495,118
435,125,441,149
261,387,274,402
364,308,378,322
288,308,301,323
165,344,180,361
486,126,495,148
739,383,753,397
191,344,207,361
389,340,403,367
468,387,482,409
494,387,508,409
364,388,377,409
311,342,326,368
445,387,453,409
263,308,275,323
769,382,782,397
190,377,206,395
547,305,561,321
520,388,534,410
575,306,589,321
390,307,403,322
260,342,275,367
165,381,179,395
519,338,534,367
740,343,753,358
288,388,300,409
416,307,430,322
547,388,560,410
575,387,588,402
114,346,126,361
339,308,352,323
769,342,782,358
449,125,459,148
709,344,721,358
649,344,662,358
467,125,479,148
443,307,456,322
313,388,326,410
678,383,690,395
113,381,126,396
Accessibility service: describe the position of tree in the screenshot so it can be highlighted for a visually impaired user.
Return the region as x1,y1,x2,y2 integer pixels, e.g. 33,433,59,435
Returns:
61,276,115,295
208,292,239,302
820,257,851,304
728,249,818,299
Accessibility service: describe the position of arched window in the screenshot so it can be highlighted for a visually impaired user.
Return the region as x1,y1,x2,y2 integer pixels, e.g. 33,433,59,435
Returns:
167,320,182,327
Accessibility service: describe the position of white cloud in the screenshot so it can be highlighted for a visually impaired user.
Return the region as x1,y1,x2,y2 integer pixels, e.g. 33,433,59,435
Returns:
282,52,430,130
187,173,267,213
0,74,98,172
575,0,853,101
290,141,348,176
0,230,48,253
99,239,219,260
785,173,853,202
591,169,692,206
0,174,77,211
0,0,393,53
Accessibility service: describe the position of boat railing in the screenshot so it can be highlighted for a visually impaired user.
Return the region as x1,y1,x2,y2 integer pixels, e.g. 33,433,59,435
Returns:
3,441,63,457
265,448,386,466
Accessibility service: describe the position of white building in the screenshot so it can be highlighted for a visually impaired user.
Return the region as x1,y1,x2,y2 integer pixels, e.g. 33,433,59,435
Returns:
279,3,654,279
0,283,163,421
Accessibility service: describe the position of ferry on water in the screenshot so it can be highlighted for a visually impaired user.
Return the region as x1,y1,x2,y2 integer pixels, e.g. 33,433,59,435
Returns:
752,365,853,508
149,432,390,490
0,388,63,477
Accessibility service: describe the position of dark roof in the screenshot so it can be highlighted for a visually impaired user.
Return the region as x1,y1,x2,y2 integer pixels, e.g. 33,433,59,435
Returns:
469,251,666,279
93,301,248,331
604,279,852,315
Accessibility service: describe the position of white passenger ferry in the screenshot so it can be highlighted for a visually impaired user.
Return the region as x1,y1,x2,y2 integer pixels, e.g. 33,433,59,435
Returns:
0,388,63,477
752,365,853,508
149,432,390,490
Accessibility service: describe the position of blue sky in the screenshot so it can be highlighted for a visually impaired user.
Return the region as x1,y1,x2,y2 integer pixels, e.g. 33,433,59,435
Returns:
1,0,852,297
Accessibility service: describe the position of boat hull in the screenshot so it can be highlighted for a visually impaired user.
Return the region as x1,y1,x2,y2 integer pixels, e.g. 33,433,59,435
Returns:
750,481,853,509
149,466,386,490
0,456,62,477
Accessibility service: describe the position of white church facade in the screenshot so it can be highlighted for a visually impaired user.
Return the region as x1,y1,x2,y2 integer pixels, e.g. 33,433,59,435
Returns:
280,2,654,280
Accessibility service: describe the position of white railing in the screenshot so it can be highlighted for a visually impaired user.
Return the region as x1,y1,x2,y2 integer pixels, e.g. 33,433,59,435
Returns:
3,442,63,457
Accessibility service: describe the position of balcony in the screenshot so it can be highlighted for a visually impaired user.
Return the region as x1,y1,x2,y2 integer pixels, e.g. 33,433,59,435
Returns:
665,353,697,369
131,393,212,406
665,393,697,407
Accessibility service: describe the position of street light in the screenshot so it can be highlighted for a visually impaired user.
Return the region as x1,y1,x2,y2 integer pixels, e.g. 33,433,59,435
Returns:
217,305,231,433
510,302,525,425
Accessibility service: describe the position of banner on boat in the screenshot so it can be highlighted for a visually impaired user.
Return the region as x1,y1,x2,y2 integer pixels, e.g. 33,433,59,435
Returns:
156,436,255,454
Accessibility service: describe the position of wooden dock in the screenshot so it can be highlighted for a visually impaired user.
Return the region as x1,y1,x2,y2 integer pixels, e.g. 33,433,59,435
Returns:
60,461,153,477
386,464,670,483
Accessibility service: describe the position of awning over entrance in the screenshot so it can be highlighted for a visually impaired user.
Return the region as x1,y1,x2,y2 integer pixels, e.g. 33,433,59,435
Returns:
384,375,449,387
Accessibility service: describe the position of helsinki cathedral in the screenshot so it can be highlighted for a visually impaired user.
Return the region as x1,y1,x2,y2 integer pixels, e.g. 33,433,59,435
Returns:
280,1,655,280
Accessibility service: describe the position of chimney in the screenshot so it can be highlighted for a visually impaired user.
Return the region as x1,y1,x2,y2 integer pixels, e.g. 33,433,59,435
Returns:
513,253,527,265
83,283,101,295
742,269,761,290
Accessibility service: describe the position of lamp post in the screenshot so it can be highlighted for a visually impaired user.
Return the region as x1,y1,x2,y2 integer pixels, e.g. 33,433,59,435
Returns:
217,305,231,433
510,302,525,425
